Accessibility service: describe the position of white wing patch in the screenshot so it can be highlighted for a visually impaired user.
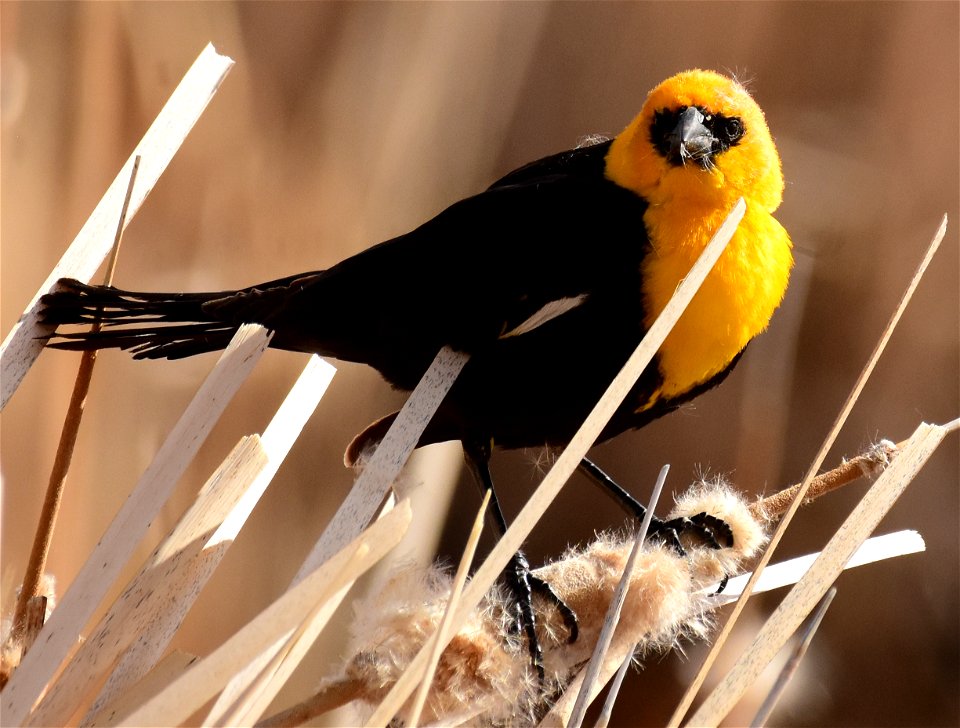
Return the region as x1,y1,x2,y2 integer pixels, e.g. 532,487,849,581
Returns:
500,294,589,338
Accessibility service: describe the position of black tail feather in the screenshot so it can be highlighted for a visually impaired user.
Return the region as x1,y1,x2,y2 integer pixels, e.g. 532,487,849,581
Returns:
47,323,238,359
40,271,327,360
41,279,224,325
40,278,245,360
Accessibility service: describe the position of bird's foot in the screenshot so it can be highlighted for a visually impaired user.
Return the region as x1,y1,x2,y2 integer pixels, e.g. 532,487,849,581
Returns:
502,550,579,687
647,511,735,593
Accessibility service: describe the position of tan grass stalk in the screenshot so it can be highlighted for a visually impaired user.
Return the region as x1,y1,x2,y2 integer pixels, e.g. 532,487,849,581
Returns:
668,213,949,727
593,640,635,728
81,357,331,723
207,500,403,722
34,357,331,728
221,346,463,725
0,43,234,410
210,543,378,727
25,436,269,728
294,346,470,582
255,677,368,728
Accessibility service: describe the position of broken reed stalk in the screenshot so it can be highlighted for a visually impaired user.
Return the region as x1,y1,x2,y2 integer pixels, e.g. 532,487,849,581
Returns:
593,643,634,728
0,44,234,409
213,543,379,727
9,156,140,645
205,348,468,726
2,326,271,728
20,358,333,728
3,42,234,700
116,501,412,727
85,650,200,727
293,346,470,582
669,213,949,727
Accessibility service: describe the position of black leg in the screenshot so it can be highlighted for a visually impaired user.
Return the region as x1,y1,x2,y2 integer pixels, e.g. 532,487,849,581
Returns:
462,441,542,682
579,457,649,520
578,457,735,558
462,441,578,684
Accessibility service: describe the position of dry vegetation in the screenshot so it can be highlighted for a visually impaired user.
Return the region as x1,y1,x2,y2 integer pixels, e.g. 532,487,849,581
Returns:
2,4,958,726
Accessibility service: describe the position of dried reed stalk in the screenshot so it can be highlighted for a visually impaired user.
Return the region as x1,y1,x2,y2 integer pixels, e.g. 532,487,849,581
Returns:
0,43,234,410
687,420,949,726
207,346,468,724
2,325,270,727
668,213,948,727
25,435,269,728
3,43,234,713
750,586,837,727
4,37,950,727
567,464,670,728
43,357,331,727
408,489,491,728
85,651,199,727
116,500,412,727
8,154,140,652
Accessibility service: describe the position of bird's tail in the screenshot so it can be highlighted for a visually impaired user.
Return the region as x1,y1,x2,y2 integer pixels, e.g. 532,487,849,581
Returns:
39,277,288,360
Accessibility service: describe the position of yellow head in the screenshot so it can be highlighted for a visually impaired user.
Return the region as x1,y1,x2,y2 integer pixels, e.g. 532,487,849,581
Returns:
605,70,784,212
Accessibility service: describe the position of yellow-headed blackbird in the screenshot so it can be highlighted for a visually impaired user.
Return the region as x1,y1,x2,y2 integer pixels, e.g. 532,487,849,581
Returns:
43,69,790,453
41,69,792,674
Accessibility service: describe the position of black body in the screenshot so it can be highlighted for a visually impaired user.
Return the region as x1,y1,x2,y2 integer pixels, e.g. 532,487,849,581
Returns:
41,139,740,451
41,128,749,685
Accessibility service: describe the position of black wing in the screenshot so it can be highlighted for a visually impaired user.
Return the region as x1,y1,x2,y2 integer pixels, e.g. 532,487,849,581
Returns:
487,138,612,189
258,149,649,387
43,137,649,388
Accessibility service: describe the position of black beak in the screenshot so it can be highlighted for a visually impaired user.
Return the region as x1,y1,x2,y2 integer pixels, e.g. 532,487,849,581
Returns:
668,106,716,165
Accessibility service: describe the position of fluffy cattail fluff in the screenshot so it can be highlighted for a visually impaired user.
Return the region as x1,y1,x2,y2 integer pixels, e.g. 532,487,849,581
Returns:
333,479,767,726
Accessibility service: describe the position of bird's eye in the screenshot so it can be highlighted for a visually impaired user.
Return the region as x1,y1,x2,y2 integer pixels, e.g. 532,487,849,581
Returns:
723,118,744,143
704,114,712,122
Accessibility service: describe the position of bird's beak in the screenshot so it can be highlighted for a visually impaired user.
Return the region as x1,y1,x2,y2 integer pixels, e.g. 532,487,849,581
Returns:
669,106,716,163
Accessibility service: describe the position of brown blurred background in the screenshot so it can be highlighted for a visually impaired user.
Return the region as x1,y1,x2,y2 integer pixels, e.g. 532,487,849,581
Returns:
2,2,957,726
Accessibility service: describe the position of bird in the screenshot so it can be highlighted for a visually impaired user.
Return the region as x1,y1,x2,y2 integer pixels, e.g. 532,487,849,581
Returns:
40,68,793,678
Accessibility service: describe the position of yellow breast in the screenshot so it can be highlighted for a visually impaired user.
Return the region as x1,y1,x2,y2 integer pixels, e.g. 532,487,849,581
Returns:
602,69,793,411
641,199,792,404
